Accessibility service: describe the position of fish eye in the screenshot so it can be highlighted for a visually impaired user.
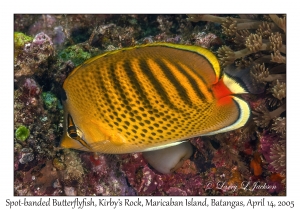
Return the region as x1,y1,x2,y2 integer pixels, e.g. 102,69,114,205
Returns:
76,127,84,139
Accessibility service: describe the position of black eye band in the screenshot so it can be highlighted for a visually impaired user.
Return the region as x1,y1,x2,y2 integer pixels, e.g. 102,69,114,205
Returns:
67,114,92,150
67,114,79,138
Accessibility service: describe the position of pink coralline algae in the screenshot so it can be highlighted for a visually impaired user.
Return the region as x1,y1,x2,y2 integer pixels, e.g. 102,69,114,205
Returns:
32,32,53,48
14,32,54,79
22,32,54,57
259,132,275,164
14,150,136,196
211,149,227,168
23,78,41,97
258,131,283,173
14,78,44,127
193,32,222,48
25,15,66,47
120,153,204,196
80,153,136,196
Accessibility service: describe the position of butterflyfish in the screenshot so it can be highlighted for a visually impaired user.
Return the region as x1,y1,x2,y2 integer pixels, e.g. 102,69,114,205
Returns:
60,43,250,155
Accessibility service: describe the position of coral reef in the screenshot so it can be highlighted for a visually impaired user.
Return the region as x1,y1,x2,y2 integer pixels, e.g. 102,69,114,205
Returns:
58,45,92,67
14,32,55,79
42,92,60,111
14,14,286,196
120,152,203,195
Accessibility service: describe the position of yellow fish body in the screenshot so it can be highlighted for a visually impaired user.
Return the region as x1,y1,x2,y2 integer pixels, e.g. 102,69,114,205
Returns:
60,43,250,154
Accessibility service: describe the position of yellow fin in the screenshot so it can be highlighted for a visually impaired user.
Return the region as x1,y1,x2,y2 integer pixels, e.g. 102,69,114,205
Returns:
60,133,91,152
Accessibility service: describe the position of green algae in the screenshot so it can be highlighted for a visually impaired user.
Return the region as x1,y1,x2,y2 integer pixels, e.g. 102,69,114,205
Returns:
14,32,33,58
15,125,30,141
42,92,58,110
14,32,33,48
59,45,92,67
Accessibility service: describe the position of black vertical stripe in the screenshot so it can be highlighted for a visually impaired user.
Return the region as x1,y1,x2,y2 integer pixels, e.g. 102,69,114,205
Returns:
122,60,152,108
154,58,193,105
184,61,211,87
138,59,178,110
110,62,128,106
67,114,78,138
172,62,211,102
150,45,219,83
67,114,91,150
95,64,115,111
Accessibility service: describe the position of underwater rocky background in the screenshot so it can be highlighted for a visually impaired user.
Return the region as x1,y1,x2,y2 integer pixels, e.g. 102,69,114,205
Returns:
14,14,286,196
